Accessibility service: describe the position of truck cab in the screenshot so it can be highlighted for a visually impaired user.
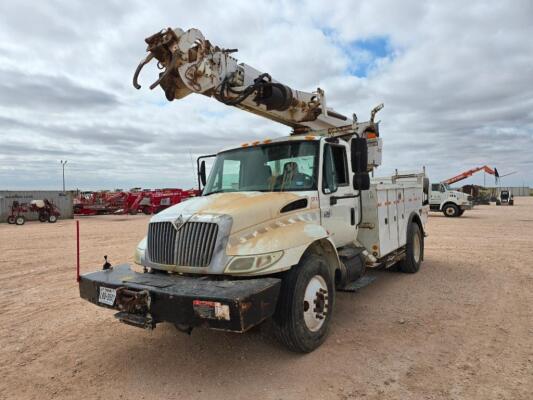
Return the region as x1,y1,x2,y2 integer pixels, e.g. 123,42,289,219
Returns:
430,182,473,217
136,135,366,277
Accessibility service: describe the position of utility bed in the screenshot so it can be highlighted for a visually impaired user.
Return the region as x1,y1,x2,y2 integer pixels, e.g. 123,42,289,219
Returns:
358,172,428,259
79,264,281,332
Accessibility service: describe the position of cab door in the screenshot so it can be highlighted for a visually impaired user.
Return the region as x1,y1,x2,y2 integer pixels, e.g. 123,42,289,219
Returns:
430,183,444,204
319,142,357,247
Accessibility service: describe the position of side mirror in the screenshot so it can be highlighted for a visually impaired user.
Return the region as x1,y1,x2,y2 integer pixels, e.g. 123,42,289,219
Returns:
353,172,370,191
351,138,368,173
199,161,206,187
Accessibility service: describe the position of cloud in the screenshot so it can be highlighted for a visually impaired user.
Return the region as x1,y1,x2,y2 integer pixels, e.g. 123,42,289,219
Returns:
0,69,119,112
0,0,532,190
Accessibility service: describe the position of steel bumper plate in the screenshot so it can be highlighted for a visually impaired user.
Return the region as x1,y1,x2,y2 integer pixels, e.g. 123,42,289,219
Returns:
79,264,281,332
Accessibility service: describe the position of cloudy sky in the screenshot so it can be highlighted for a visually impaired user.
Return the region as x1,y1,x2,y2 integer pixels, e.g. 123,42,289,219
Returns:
1,0,532,190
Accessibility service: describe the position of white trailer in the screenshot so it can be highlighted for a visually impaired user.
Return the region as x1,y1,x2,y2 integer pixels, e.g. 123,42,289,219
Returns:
79,27,429,352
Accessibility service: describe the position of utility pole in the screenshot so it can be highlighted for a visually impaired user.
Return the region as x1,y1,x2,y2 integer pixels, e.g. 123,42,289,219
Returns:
60,160,68,192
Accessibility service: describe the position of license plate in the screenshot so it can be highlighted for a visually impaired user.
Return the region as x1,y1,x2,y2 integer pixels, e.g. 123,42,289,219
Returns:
98,286,117,306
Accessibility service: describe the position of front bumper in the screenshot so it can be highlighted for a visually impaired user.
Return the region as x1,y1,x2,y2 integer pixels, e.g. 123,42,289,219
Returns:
79,264,281,332
460,203,473,210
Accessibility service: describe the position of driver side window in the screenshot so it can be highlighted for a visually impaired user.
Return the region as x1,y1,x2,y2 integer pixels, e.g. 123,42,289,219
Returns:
322,144,338,194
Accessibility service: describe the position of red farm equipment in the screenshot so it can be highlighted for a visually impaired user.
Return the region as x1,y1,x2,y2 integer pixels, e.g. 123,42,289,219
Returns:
121,188,199,215
73,191,128,215
73,188,199,216
7,199,61,225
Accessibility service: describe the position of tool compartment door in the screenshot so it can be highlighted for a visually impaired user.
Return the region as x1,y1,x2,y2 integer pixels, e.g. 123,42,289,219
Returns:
396,188,407,246
377,189,392,257
386,189,399,252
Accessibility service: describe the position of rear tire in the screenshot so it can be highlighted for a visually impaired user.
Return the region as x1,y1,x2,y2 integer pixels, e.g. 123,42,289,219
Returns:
496,200,501,206
397,222,423,273
272,253,335,353
7,216,15,224
443,203,459,217
15,216,26,225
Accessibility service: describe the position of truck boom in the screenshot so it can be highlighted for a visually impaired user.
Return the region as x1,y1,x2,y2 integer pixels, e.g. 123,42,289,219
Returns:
133,27,379,134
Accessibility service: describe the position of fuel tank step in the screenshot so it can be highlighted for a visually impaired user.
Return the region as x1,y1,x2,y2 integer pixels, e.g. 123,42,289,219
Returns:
338,275,377,292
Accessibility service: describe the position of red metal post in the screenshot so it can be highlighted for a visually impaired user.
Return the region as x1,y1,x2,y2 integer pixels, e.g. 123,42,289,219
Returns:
76,220,80,282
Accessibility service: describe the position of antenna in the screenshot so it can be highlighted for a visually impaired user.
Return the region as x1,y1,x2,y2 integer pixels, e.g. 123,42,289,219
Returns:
188,148,196,187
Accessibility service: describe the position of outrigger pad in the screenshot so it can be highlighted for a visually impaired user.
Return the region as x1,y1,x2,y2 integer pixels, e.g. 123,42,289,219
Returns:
338,275,377,292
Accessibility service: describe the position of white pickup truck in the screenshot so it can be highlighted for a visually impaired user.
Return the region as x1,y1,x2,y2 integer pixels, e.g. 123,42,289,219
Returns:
79,27,430,352
430,183,473,217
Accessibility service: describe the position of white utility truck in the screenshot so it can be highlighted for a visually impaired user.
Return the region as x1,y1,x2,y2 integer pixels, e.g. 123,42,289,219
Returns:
79,27,429,352
429,182,473,217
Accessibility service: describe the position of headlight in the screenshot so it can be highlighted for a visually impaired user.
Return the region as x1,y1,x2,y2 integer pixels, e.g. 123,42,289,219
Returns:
134,237,147,265
225,251,283,274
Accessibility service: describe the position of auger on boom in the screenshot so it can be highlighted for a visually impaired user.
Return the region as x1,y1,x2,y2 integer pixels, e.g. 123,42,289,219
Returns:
133,27,381,134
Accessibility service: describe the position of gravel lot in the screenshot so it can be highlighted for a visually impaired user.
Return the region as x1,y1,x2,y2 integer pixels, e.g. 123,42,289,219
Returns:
1,198,532,400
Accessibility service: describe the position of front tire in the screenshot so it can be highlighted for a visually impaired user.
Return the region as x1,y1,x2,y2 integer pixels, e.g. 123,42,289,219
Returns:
398,222,423,273
7,216,15,224
273,253,335,353
443,203,459,217
15,216,26,225
48,214,58,223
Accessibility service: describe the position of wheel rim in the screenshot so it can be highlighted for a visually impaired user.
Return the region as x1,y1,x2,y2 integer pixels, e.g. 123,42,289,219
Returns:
445,207,455,216
412,231,421,263
303,275,329,332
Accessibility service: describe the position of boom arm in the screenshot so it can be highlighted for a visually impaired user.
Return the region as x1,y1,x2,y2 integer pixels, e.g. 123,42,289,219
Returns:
133,27,380,133
443,165,498,185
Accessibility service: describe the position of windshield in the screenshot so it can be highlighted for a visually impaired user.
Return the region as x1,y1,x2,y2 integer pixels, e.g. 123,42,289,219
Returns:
203,141,319,194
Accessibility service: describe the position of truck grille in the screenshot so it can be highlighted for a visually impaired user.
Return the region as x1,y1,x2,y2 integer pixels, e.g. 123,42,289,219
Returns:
147,222,177,265
147,221,218,267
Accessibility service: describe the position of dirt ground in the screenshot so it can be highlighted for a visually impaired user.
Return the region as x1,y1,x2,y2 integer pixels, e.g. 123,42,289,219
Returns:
0,199,532,400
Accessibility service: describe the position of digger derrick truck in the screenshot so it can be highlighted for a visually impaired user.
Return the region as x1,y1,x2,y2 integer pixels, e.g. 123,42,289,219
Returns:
79,27,430,352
